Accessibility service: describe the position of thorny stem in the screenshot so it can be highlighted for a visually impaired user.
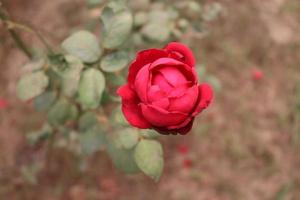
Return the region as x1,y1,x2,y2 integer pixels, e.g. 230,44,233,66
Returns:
0,3,55,57
45,129,57,171
0,4,33,58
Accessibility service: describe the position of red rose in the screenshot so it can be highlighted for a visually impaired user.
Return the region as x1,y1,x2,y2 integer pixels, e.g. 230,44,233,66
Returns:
117,42,213,135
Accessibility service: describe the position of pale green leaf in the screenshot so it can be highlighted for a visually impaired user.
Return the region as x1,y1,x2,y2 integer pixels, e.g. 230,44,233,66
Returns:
141,22,171,42
47,98,77,126
107,0,128,12
117,128,139,149
140,129,160,139
79,125,106,155
17,71,49,101
134,12,149,27
102,10,133,49
61,55,84,97
62,30,102,63
27,123,53,146
100,51,129,72
78,68,105,109
22,58,46,74
34,91,56,112
79,111,98,132
110,106,128,126
134,139,163,181
108,140,140,174
87,0,105,8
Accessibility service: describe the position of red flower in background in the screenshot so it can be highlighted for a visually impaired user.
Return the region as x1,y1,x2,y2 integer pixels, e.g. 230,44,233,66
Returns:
252,69,263,81
177,144,190,155
117,42,213,135
0,98,9,109
182,158,193,168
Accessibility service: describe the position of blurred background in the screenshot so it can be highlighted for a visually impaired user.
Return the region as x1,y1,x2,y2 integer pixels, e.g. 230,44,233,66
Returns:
1,0,300,199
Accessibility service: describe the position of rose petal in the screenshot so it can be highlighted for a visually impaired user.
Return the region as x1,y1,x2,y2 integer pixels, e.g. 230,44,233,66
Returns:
158,66,187,87
168,82,191,98
154,118,194,135
150,58,197,84
164,42,196,67
169,85,199,113
167,116,193,130
152,72,173,93
192,83,213,116
128,49,167,87
134,63,151,102
176,119,194,135
141,104,187,127
147,85,166,102
117,85,151,128
117,84,137,102
152,98,169,110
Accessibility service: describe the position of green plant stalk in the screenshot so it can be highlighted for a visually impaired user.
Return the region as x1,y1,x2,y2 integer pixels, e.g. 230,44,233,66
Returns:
0,5,33,59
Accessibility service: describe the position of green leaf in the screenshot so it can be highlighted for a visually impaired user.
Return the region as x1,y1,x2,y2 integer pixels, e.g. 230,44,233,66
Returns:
61,55,84,97
62,30,102,63
177,18,190,30
132,33,144,46
87,0,105,8
110,106,128,126
184,1,202,19
107,0,128,12
79,111,98,132
101,9,133,49
100,7,114,27
107,140,140,174
79,125,107,155
34,91,56,112
141,22,171,42
117,128,139,149
17,71,49,101
22,58,46,74
47,98,77,126
100,51,129,72
106,73,126,87
140,129,160,139
134,139,163,181
78,68,105,109
134,12,149,27
148,10,170,23
27,123,53,146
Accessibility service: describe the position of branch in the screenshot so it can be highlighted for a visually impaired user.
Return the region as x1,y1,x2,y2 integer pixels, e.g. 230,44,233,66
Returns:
0,4,33,59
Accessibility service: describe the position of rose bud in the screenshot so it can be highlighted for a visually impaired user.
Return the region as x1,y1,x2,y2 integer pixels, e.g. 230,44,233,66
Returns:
252,69,263,81
117,42,213,135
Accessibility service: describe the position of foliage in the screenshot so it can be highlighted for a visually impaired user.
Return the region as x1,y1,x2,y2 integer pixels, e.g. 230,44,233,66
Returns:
15,0,223,181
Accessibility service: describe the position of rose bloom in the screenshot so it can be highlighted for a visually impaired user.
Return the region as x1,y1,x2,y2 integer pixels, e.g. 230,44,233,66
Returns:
117,42,213,135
